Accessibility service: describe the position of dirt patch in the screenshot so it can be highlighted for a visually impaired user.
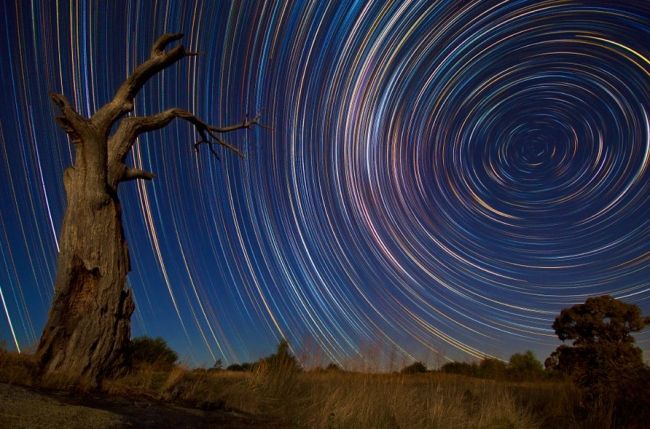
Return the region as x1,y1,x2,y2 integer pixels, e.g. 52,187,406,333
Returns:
0,383,278,428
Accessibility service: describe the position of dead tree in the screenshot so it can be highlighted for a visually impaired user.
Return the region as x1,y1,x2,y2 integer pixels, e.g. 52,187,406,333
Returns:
36,33,259,385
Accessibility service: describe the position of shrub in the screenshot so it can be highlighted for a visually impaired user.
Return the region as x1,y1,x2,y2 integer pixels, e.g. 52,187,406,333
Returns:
400,361,427,374
508,351,544,381
211,359,222,371
127,336,178,370
226,362,254,372
478,358,507,379
258,339,301,373
226,363,244,371
325,362,342,371
0,342,37,385
440,361,478,377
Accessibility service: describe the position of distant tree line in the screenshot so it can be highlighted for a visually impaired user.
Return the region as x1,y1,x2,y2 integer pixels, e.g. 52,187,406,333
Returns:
129,295,648,428
436,349,544,381
224,339,302,373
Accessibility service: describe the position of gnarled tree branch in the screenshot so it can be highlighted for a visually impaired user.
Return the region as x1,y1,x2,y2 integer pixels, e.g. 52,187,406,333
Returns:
109,108,259,165
96,32,263,187
92,33,198,133
108,109,260,185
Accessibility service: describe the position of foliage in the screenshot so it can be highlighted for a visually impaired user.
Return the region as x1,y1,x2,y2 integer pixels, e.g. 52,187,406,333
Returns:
226,363,244,371
400,361,427,374
258,339,302,373
440,352,545,382
208,359,223,373
226,362,255,372
478,358,507,379
546,295,650,428
440,361,478,377
440,358,510,379
127,336,178,370
552,295,648,345
508,351,544,380
546,295,648,380
325,363,342,371
225,340,301,374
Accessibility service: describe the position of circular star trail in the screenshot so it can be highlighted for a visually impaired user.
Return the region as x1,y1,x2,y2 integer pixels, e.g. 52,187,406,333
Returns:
0,1,648,365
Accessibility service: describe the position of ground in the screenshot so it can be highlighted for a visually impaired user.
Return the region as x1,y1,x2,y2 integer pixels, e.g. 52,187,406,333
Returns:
0,383,278,429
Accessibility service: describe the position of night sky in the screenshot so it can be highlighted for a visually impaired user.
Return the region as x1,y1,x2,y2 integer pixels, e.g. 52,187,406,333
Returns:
0,0,648,368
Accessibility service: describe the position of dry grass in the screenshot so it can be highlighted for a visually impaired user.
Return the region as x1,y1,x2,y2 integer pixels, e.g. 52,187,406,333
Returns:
0,346,38,386
103,365,578,429
279,371,537,428
0,347,579,429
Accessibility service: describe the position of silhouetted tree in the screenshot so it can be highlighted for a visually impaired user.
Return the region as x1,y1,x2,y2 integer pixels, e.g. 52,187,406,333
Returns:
507,350,543,380
478,358,507,379
36,33,260,385
210,359,223,372
546,295,650,428
226,363,244,372
440,361,478,377
260,339,301,372
325,362,342,372
400,361,427,374
441,353,544,381
127,336,177,370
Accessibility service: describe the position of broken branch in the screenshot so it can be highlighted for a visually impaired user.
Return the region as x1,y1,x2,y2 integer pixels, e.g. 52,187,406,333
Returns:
49,92,89,142
121,167,155,182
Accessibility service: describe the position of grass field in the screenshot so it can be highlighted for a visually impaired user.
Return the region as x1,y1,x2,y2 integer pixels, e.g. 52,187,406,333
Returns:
103,364,578,428
0,346,592,429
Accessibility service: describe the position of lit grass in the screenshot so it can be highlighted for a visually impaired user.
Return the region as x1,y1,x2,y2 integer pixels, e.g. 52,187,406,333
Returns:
0,347,579,428
105,366,577,428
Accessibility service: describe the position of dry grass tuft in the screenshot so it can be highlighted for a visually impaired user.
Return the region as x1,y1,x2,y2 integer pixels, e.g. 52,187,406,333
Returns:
0,346,38,386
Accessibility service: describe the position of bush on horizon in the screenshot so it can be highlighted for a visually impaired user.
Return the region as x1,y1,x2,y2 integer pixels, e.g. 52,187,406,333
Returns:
127,336,178,370
400,361,427,374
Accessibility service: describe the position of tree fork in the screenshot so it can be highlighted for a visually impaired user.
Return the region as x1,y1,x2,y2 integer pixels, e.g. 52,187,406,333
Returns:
37,33,260,386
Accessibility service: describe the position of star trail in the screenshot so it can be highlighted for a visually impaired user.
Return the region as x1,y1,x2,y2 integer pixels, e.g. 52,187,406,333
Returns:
0,0,648,366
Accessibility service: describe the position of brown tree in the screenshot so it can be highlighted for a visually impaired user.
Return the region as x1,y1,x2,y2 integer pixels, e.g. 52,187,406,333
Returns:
546,295,650,428
546,295,648,381
36,33,259,385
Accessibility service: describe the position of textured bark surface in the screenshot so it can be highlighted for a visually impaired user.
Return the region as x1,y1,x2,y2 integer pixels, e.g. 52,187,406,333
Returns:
37,168,134,383
36,33,259,386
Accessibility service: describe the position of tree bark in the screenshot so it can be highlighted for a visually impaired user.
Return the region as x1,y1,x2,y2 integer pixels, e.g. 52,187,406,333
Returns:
36,33,259,386
37,166,134,383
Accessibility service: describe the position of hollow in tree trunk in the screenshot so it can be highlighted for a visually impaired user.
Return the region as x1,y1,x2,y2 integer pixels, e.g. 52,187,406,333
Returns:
36,33,260,385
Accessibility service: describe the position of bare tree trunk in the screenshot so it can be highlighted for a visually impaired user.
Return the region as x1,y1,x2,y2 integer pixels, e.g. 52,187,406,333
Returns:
36,33,260,386
37,167,134,383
